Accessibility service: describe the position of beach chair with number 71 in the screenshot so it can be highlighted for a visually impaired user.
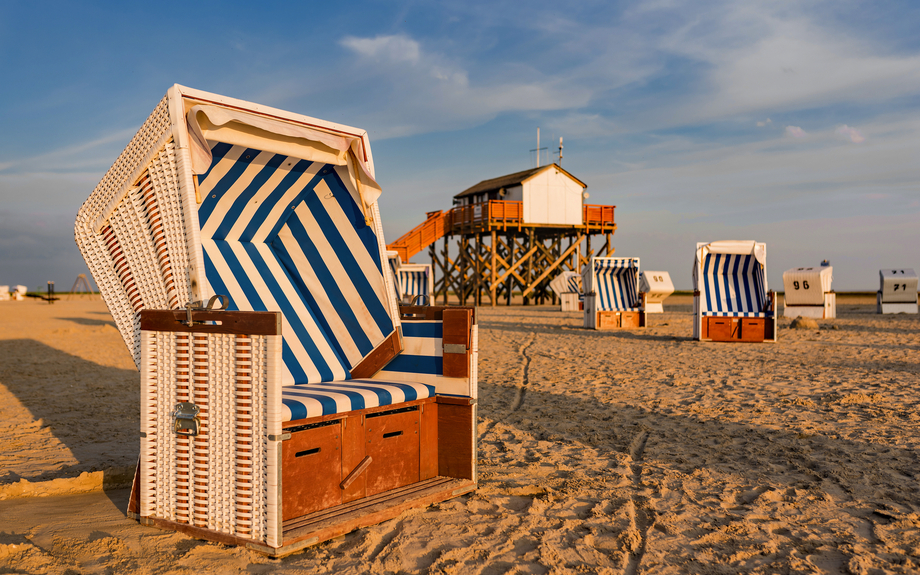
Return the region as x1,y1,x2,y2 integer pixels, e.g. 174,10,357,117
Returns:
74,85,478,557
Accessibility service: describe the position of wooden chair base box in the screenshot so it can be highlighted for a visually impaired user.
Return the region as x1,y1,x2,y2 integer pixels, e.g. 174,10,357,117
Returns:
595,310,646,330
700,316,775,342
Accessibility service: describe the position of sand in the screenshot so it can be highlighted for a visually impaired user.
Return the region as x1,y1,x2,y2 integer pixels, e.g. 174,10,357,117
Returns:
1,297,919,574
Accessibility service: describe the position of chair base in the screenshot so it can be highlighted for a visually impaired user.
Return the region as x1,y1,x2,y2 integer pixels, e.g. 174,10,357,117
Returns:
592,310,646,330
878,301,918,314
699,316,775,342
644,301,665,314
138,476,475,557
783,293,835,319
560,293,582,312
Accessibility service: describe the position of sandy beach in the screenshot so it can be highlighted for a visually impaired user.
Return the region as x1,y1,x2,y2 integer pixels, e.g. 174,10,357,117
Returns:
1,297,918,574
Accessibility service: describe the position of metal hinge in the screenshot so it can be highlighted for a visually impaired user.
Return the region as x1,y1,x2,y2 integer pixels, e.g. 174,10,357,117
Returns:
182,294,230,326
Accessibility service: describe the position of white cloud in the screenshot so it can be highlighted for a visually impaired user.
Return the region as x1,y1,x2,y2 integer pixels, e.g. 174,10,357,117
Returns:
338,33,590,138
785,125,807,138
835,125,865,143
340,34,420,65
756,118,772,127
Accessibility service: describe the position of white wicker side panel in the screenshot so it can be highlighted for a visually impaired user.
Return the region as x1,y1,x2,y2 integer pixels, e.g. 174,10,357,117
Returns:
583,294,598,329
264,334,283,549
141,330,276,545
469,325,479,401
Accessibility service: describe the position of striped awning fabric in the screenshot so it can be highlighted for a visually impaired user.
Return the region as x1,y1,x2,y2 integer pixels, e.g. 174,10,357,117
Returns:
386,252,403,302
197,142,395,385
281,379,434,421
548,271,582,295
593,258,640,311
700,253,769,317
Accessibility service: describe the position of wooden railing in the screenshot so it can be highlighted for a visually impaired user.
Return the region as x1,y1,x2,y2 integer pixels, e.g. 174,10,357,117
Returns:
387,210,447,261
388,201,616,260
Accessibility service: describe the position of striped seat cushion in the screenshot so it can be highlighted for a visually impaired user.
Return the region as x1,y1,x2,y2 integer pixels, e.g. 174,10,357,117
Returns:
594,259,640,311
700,253,770,317
197,142,395,385
282,379,435,421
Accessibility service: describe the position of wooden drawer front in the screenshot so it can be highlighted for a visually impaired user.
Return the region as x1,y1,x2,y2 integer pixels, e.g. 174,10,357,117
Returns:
282,422,342,520
740,319,765,341
598,311,620,329
708,317,739,340
620,312,642,329
366,409,420,496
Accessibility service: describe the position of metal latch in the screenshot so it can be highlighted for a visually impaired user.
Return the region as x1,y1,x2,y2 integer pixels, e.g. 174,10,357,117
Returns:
443,343,467,354
174,402,201,436
182,294,230,326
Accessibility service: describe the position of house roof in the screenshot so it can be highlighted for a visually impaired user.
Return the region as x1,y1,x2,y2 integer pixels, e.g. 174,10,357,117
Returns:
453,163,586,199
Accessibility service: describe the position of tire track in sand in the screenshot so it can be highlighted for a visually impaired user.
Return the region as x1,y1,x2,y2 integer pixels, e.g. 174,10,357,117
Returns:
625,430,653,575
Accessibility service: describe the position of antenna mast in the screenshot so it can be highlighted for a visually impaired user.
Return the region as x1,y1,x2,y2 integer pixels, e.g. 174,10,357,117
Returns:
558,137,563,166
529,127,547,167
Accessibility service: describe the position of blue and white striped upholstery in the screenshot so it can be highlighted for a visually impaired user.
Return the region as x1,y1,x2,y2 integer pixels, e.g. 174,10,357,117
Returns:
282,379,434,421
399,268,430,298
700,253,770,317
594,258,640,311
566,275,581,294
372,321,473,397
197,142,395,385
387,253,403,303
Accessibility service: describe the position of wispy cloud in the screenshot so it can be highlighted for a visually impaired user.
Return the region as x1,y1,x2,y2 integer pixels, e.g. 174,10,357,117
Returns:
836,125,865,143
785,125,807,138
756,118,772,127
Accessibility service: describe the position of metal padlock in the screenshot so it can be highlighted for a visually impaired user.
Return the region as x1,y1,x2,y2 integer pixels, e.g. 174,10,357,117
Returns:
174,402,201,436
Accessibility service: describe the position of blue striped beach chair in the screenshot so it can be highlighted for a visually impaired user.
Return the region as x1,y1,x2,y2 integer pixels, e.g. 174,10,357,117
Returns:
397,263,433,304
548,271,583,311
693,241,776,341
74,85,478,556
582,257,647,329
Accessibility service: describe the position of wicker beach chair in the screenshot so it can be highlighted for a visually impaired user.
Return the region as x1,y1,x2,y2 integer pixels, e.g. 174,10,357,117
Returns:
782,266,835,319
693,241,776,342
638,271,674,313
74,85,478,556
877,268,918,314
582,257,646,329
548,271,583,311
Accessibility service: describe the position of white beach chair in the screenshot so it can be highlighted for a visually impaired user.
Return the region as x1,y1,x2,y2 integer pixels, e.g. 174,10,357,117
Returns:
782,266,835,319
74,85,478,556
0,286,9,301
877,269,918,314
548,271,583,311
693,241,775,342
12,285,27,301
582,257,646,329
638,271,674,313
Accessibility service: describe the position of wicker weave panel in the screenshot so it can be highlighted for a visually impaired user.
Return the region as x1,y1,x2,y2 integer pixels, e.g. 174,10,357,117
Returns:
140,329,275,544
75,96,195,368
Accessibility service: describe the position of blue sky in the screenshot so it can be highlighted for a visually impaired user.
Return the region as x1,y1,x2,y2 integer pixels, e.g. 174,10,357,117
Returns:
1,0,918,291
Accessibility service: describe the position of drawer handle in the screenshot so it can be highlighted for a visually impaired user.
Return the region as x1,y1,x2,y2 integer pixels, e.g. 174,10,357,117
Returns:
295,447,321,457
383,430,403,439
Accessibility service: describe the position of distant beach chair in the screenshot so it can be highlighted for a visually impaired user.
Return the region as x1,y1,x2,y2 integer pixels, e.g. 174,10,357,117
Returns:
74,85,478,556
782,266,835,319
877,269,918,314
386,250,433,304
12,285,27,301
0,286,8,301
638,271,674,313
693,241,776,342
548,271,583,311
582,257,646,329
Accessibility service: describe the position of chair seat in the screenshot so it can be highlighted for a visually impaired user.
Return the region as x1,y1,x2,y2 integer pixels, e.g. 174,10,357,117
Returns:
281,379,436,421
701,311,771,318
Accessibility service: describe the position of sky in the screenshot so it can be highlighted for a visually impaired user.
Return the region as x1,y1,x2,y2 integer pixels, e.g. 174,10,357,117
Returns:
1,0,918,292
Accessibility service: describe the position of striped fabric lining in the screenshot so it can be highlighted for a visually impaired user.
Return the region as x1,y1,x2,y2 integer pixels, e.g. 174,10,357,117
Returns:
281,379,435,421
197,142,395,385
398,268,430,298
371,320,472,397
594,258,640,311
387,253,403,303
700,253,769,317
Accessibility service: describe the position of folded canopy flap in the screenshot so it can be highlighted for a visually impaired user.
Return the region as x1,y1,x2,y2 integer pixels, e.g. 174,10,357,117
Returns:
548,271,582,295
186,104,382,210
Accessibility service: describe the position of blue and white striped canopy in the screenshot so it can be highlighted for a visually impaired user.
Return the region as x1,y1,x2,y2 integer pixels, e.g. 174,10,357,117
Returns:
591,258,640,311
699,253,768,317
197,142,395,384
386,252,403,303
